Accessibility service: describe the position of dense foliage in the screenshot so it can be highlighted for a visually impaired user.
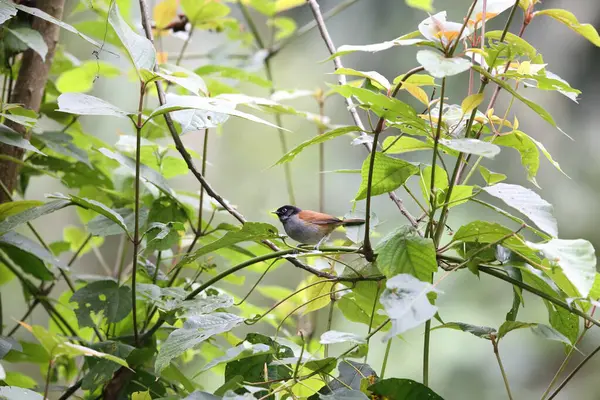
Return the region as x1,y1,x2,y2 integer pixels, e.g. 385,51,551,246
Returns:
0,0,599,398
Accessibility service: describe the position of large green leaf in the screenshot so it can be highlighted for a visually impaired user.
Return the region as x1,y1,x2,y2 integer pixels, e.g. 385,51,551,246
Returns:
155,313,244,373
70,280,132,328
56,61,120,94
274,126,361,165
82,341,135,391
199,342,272,373
483,183,557,237
319,330,366,345
49,193,130,238
492,131,539,183
527,239,596,297
180,222,279,265
376,226,437,281
167,93,230,133
328,34,426,59
6,27,47,60
453,221,540,263
382,136,432,154
355,153,419,200
0,1,16,24
535,9,600,47
57,93,132,119
497,321,537,340
0,124,44,155
108,3,156,78
0,232,63,279
417,50,471,78
0,199,70,235
380,274,439,341
368,378,444,399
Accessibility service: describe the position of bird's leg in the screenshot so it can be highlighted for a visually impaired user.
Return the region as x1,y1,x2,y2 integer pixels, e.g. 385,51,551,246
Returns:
315,234,330,251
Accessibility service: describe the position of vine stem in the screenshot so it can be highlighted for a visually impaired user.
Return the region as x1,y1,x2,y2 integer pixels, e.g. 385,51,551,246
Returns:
491,335,514,400
547,340,600,399
131,80,146,347
44,359,53,400
426,77,446,241
380,339,392,379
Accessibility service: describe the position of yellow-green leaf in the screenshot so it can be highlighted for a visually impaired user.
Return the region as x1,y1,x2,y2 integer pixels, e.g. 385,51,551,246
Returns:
461,93,484,114
536,9,600,47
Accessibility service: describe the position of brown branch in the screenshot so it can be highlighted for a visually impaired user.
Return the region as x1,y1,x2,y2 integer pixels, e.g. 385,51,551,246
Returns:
0,0,65,203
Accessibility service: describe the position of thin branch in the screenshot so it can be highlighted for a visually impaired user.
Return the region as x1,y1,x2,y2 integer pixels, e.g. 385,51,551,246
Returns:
491,335,514,400
547,344,600,399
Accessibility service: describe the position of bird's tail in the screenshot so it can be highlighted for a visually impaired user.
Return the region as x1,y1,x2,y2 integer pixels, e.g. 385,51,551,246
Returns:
341,218,366,226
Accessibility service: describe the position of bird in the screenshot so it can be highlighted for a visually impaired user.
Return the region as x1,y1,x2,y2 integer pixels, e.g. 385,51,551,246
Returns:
272,205,365,249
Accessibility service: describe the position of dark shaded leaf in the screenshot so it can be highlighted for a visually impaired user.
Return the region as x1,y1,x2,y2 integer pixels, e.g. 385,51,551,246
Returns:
70,280,132,328
0,200,71,235
0,232,62,279
0,124,44,154
368,378,444,399
432,322,495,339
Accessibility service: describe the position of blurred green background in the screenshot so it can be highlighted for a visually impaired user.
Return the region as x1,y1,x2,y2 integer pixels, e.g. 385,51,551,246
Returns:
5,0,600,398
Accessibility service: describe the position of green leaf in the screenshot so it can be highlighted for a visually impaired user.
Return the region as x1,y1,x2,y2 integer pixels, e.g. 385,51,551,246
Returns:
82,341,135,391
9,1,102,48
0,336,20,360
88,208,146,237
485,31,537,58
70,280,132,328
50,193,130,238
145,197,188,251
329,360,376,392
321,389,369,400
56,61,120,93
529,134,569,177
35,131,91,167
440,138,500,159
479,166,506,185
483,183,557,237
0,124,44,155
453,221,539,263
375,226,437,281
492,131,539,183
269,16,296,41
448,185,473,208
382,136,432,154
527,239,596,297
531,324,573,346
380,274,439,341
302,276,334,314
6,27,47,60
274,126,361,165
149,95,285,131
334,68,391,90
0,387,43,399
3,371,37,389
132,391,152,400
432,322,496,339
199,342,272,373
319,331,366,345
155,313,244,373
461,93,484,114
0,200,70,236
108,3,156,78
98,148,173,195
355,153,419,201
180,222,279,265
0,200,42,220
56,93,132,119
196,65,271,88
536,9,600,47
181,0,230,26
417,50,471,78
368,378,444,399
474,66,565,135
497,321,536,340
0,232,62,279
136,283,233,315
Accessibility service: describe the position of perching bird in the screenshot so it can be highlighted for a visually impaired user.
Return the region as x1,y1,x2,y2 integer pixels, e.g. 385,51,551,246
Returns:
272,205,365,249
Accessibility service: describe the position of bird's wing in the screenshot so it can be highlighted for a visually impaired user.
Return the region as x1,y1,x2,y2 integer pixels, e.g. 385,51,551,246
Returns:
298,210,343,225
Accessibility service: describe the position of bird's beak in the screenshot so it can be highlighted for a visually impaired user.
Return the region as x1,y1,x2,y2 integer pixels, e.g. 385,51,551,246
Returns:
271,211,278,215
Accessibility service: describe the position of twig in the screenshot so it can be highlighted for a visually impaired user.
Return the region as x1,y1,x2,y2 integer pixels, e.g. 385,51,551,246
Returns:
547,344,600,399
57,379,82,400
491,334,514,400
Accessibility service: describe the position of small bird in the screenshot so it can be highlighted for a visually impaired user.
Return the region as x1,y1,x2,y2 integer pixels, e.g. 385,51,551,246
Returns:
272,205,365,249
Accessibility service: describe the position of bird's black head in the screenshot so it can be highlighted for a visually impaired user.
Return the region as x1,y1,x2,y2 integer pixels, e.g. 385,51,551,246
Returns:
272,205,301,222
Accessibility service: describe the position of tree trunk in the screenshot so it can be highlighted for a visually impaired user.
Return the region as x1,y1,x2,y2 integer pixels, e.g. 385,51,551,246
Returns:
0,0,65,203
